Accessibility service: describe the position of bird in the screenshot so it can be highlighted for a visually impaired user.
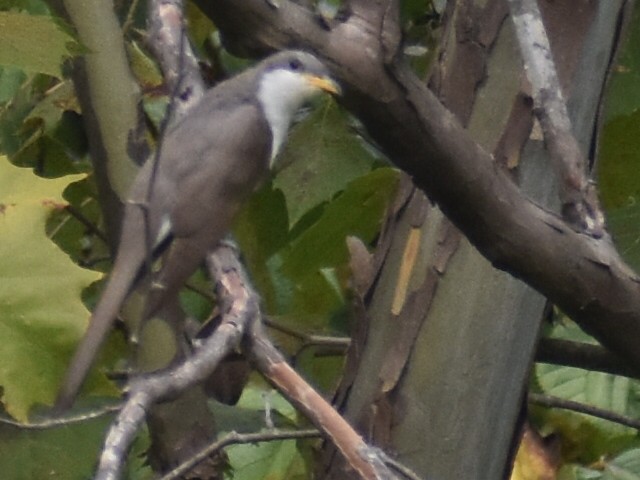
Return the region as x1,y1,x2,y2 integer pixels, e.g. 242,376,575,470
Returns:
55,50,341,411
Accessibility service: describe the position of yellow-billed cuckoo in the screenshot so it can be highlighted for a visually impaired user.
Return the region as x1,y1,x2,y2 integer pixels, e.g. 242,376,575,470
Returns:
55,51,340,410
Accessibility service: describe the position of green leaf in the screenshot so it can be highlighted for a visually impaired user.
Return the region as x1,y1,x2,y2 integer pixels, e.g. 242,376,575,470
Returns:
274,103,379,227
560,449,640,480
0,415,112,479
0,157,104,421
227,439,307,480
14,83,89,177
0,66,26,104
267,168,399,318
601,5,640,122
0,0,50,14
605,449,640,479
127,41,163,90
233,183,290,310
598,6,640,272
0,12,81,78
0,412,152,480
535,321,640,462
235,385,298,424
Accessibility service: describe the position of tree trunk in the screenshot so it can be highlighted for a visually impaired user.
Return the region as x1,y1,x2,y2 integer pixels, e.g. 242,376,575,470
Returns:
326,1,627,479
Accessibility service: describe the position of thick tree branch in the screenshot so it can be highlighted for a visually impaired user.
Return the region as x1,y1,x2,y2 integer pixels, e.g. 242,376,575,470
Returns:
536,338,638,379
96,245,394,478
56,0,144,246
198,0,640,372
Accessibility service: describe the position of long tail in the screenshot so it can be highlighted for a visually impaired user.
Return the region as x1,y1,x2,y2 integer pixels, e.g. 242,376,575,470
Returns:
54,254,142,411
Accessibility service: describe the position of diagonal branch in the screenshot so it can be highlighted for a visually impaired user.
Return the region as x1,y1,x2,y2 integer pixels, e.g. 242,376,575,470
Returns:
508,0,605,235
94,247,255,480
198,0,640,372
249,321,396,479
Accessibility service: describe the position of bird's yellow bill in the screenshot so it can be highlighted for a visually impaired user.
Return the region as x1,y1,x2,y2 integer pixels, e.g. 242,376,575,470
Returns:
304,74,341,95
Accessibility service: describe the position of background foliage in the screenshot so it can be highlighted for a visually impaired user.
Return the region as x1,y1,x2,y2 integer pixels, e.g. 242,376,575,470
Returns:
0,0,639,479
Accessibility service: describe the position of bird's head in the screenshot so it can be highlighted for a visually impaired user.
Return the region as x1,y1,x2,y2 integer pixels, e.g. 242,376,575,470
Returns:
256,50,341,161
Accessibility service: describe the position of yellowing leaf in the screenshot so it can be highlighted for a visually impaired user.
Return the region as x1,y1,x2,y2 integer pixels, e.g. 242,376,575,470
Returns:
0,157,101,421
511,426,558,480
0,12,81,78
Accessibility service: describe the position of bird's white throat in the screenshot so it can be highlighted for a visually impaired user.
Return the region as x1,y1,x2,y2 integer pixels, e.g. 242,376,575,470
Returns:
257,69,320,167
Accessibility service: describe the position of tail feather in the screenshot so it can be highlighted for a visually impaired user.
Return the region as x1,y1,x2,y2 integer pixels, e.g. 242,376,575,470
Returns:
54,255,142,411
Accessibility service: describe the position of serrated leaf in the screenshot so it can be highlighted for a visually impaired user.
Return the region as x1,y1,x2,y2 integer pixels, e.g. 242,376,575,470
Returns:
0,12,81,78
24,80,79,134
0,157,103,420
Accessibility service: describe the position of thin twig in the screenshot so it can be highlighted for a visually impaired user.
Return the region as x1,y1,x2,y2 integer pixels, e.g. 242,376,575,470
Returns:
64,204,109,244
264,317,351,350
159,428,321,480
381,452,426,480
529,392,640,430
122,0,143,34
94,246,256,479
0,403,121,430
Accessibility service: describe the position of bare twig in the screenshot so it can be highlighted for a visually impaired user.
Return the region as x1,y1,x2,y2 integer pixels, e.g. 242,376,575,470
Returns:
95,246,256,479
536,338,639,380
529,393,640,430
122,0,143,34
249,321,397,479
0,403,121,430
158,428,321,480
63,204,109,244
382,453,426,480
264,317,351,353
508,0,605,235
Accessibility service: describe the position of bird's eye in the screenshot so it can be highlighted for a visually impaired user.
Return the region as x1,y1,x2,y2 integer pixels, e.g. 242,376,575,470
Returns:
288,58,302,71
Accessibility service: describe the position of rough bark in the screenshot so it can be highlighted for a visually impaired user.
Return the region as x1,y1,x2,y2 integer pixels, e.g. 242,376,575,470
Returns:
196,0,640,374
194,0,634,478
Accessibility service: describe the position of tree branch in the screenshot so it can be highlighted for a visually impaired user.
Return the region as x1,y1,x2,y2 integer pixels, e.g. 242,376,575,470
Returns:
58,0,144,246
536,338,638,379
198,0,640,373
147,0,205,119
508,0,605,235
94,246,254,479
248,321,397,479
529,393,640,430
